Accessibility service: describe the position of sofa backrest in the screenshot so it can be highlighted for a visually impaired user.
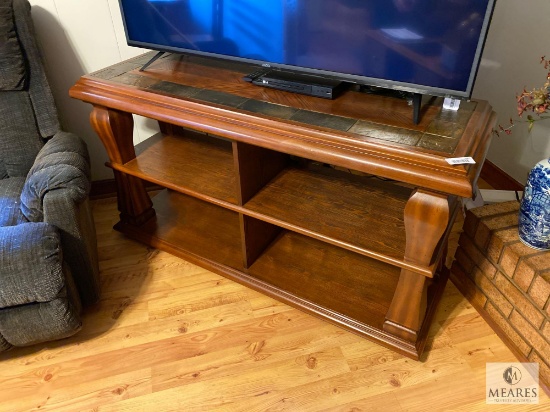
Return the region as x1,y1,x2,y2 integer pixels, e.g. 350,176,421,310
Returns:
0,0,60,178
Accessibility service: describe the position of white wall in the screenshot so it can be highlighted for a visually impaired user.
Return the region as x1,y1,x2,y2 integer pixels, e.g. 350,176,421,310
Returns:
472,0,550,184
28,0,159,180
28,0,550,184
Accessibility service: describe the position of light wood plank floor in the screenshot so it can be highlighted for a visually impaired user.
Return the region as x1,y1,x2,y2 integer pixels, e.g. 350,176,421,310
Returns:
0,195,547,411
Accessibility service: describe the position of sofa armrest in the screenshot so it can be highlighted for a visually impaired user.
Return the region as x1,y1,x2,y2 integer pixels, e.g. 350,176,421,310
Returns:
43,192,101,307
20,131,91,222
0,222,64,307
0,222,83,349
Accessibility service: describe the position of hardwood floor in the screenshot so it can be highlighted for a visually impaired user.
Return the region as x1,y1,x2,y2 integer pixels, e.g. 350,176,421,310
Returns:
0,194,547,411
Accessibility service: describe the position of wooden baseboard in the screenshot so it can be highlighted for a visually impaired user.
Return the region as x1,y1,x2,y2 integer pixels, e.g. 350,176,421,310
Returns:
90,179,162,200
89,179,117,200
480,160,524,191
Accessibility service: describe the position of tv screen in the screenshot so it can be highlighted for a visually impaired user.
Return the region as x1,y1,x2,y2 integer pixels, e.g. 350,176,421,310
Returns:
119,0,495,99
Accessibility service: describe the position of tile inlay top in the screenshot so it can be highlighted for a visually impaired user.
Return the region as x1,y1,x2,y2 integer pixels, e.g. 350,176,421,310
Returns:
92,52,475,155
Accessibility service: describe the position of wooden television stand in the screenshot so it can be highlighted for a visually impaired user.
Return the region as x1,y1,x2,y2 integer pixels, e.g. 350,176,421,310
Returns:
70,52,495,359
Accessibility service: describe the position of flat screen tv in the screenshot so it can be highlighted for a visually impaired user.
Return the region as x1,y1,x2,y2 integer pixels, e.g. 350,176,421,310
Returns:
118,0,495,100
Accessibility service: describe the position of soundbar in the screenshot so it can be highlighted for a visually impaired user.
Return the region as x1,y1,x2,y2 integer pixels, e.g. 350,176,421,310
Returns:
244,69,347,99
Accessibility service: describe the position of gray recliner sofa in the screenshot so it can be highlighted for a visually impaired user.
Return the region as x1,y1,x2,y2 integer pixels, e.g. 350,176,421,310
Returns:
0,0,100,351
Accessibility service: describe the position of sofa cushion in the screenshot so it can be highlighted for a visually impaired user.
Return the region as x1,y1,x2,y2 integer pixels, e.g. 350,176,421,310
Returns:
13,0,60,138
0,91,44,177
0,222,65,307
0,0,26,90
0,294,81,347
0,177,27,226
0,333,10,351
0,158,6,179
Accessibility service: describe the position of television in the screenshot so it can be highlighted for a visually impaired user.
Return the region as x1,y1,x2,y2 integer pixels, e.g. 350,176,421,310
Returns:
118,0,495,100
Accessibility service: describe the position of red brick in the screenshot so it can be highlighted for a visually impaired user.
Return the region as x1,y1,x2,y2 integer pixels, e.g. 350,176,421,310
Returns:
523,252,550,273
464,202,515,239
463,210,480,239
528,351,550,391
454,247,475,274
469,201,520,219
543,321,550,342
463,201,518,247
485,302,531,357
450,262,488,309
454,202,550,377
483,212,519,232
473,223,492,251
514,260,537,292
496,227,522,243
500,241,539,278
470,203,520,251
500,244,521,278
510,310,550,362
473,269,513,317
458,233,497,279
513,241,544,257
494,272,545,328
529,273,550,310
487,227,520,264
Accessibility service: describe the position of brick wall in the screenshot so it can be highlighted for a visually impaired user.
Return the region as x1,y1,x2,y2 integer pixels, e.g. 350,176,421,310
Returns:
450,201,550,390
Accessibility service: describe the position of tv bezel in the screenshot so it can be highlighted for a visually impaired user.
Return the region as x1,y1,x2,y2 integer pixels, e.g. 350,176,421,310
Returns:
118,0,496,100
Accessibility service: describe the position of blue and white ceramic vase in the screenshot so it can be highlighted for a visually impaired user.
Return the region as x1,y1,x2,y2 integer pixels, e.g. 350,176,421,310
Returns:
518,158,550,249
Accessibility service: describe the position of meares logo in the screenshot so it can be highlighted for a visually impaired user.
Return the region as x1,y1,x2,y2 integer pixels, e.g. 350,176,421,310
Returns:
486,363,539,404
503,366,521,385
488,387,538,398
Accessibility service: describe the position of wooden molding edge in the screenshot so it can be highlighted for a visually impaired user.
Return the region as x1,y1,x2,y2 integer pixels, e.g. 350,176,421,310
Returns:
480,160,524,191
91,160,524,200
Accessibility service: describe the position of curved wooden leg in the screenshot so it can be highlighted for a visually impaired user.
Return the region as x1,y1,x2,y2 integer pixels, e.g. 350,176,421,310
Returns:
90,105,154,226
383,189,449,343
112,171,155,226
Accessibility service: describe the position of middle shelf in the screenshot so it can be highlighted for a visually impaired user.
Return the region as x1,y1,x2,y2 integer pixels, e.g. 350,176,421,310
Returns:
114,128,445,275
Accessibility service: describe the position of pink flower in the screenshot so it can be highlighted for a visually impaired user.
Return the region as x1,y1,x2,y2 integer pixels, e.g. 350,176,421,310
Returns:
497,56,550,136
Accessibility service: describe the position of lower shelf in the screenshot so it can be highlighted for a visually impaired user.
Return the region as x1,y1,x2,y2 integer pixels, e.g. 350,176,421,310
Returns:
116,189,244,271
248,230,399,331
115,189,447,359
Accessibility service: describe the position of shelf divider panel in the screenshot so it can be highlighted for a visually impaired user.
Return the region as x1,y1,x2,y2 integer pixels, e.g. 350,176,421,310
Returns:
232,141,289,205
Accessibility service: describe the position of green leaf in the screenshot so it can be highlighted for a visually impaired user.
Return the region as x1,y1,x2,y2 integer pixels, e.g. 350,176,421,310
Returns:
528,121,534,132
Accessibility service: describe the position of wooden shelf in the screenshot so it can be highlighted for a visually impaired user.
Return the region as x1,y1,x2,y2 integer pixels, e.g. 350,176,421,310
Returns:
119,130,236,204
116,188,446,357
248,230,400,331
117,189,243,271
117,189,414,354
245,229,447,357
120,134,433,274
243,163,426,273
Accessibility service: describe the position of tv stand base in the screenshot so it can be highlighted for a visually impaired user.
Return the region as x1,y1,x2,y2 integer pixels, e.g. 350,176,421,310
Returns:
70,53,495,360
359,86,423,124
139,51,167,72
